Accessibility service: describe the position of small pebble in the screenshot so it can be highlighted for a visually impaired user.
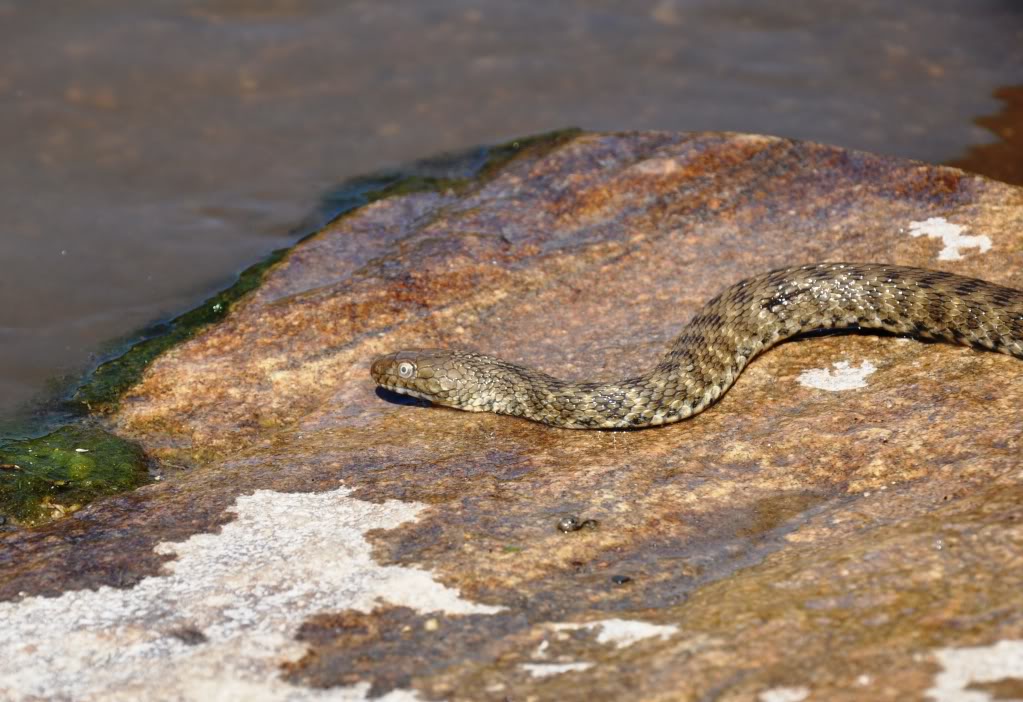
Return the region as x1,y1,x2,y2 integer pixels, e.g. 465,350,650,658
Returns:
557,515,599,533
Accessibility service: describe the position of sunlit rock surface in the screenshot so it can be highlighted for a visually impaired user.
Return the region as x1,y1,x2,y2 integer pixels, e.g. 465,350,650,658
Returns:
2,132,1022,700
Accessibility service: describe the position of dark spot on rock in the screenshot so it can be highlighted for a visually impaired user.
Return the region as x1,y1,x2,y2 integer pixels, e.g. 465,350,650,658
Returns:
610,574,633,585
285,606,520,696
168,627,208,645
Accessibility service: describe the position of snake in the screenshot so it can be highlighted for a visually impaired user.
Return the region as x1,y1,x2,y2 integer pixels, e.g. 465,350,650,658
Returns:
370,263,1023,429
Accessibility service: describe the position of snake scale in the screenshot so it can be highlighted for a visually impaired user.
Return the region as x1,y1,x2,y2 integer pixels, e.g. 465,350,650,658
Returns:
371,263,1023,429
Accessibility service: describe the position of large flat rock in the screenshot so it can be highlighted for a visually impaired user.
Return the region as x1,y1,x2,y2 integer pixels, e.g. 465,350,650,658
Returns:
2,132,1022,701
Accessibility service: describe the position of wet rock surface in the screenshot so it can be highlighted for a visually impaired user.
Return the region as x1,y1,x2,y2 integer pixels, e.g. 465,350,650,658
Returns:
951,85,1023,187
2,132,1023,700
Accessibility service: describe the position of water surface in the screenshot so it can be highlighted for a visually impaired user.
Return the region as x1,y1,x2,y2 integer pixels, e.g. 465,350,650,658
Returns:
1,0,1021,425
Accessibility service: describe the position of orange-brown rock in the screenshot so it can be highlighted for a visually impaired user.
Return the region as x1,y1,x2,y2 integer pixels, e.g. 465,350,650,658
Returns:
2,131,1022,701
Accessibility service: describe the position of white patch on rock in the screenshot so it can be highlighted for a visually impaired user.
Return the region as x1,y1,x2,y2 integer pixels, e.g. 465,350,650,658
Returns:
629,157,680,176
519,618,677,681
551,618,679,649
906,217,992,261
521,662,595,679
758,686,810,702
0,486,500,702
927,639,1023,702
797,360,877,391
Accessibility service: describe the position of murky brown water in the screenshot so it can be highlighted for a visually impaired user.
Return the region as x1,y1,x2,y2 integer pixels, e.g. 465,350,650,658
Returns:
1,0,1021,428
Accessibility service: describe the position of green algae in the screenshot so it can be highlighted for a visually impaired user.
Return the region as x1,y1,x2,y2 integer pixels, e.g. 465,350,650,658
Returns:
72,128,581,414
0,426,149,526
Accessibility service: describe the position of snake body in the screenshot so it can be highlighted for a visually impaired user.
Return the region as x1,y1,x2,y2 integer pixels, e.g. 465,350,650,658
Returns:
370,263,1023,429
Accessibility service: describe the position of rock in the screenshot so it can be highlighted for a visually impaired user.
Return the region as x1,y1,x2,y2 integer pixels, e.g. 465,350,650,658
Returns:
2,131,1022,700
949,86,1023,187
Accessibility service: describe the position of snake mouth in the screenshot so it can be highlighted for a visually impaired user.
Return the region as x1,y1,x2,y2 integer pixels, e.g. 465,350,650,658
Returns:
376,383,436,404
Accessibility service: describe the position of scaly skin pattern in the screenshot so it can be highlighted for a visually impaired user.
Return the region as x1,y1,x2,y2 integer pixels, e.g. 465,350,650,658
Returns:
370,263,1023,429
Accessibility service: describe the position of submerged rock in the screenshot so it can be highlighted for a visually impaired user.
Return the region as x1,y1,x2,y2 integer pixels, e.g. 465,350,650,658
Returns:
2,131,1022,700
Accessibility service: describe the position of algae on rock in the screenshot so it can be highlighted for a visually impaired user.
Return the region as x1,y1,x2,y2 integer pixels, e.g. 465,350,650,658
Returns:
0,426,149,526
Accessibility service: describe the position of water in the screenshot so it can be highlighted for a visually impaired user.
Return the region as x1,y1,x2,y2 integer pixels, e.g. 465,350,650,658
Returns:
1,0,1021,426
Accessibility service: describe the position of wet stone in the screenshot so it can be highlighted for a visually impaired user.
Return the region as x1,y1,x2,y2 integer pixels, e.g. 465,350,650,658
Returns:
2,131,1023,700
557,515,599,533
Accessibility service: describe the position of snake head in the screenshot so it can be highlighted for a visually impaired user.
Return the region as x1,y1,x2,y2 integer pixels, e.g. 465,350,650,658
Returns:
370,349,491,410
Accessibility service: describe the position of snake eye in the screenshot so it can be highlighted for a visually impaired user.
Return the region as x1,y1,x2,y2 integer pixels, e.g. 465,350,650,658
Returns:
397,361,415,379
